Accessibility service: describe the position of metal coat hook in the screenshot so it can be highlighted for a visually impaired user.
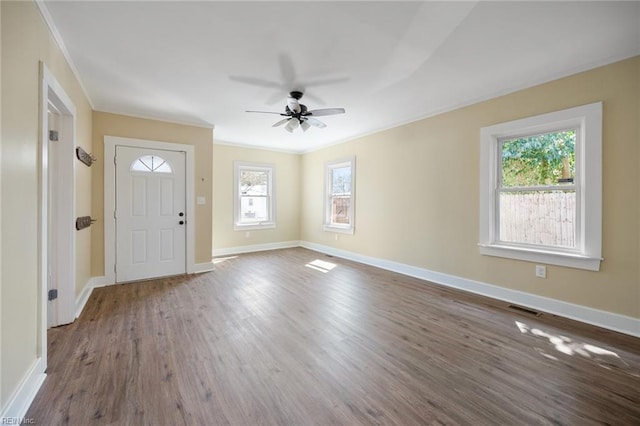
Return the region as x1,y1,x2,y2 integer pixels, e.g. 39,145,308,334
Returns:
76,146,96,167
76,216,96,230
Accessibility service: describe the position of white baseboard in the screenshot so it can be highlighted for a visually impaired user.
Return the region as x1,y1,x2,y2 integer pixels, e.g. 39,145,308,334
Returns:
75,283,92,319
89,276,112,287
300,241,640,338
0,357,46,421
213,240,300,257
75,276,107,319
192,262,215,274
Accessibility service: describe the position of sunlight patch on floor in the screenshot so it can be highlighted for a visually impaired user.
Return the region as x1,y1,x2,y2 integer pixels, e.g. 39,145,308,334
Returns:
515,321,637,375
305,259,337,273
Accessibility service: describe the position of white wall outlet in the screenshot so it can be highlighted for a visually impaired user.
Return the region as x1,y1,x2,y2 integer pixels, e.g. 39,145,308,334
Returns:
196,196,206,205
535,265,547,278
334,234,339,241
245,231,250,238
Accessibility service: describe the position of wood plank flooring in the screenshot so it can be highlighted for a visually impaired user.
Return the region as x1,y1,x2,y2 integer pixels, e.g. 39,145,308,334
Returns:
27,248,640,425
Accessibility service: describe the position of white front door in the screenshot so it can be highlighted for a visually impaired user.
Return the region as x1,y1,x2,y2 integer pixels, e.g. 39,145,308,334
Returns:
115,146,187,282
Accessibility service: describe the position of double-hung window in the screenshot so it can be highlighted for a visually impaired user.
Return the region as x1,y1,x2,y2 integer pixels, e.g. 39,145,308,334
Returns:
234,161,275,230
324,157,355,234
479,102,602,271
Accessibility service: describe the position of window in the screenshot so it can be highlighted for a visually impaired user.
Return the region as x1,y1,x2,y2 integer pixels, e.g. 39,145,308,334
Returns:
324,157,355,234
130,155,172,173
499,129,577,248
479,102,602,271
234,161,275,230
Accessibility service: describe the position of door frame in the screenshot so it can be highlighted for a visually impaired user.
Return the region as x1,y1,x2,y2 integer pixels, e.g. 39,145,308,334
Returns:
104,136,195,284
39,62,77,341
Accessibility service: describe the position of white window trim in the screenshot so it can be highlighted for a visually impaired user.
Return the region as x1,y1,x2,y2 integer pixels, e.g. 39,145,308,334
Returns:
479,102,602,271
234,161,276,231
324,156,356,234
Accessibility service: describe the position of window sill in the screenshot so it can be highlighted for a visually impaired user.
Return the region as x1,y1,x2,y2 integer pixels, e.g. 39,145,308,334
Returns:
324,225,354,235
478,243,602,271
234,222,276,231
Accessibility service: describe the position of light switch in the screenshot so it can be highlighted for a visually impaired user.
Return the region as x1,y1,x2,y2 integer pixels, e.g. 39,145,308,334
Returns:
197,196,206,205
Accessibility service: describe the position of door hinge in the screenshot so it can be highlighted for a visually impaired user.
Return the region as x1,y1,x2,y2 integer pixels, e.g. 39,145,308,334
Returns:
49,130,59,142
48,289,58,301
114,264,117,273
114,156,117,165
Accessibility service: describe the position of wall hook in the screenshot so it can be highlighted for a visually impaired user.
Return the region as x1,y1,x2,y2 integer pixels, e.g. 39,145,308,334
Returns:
76,146,96,167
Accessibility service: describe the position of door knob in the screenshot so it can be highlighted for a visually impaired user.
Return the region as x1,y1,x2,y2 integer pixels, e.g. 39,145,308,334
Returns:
178,212,184,217
179,220,184,225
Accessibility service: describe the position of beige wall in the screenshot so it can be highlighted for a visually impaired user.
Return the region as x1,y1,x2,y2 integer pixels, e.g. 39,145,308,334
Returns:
1,1,93,410
212,144,300,251
301,57,640,319
91,112,214,274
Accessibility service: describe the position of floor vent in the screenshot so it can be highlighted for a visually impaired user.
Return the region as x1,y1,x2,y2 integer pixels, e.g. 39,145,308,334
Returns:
508,304,542,316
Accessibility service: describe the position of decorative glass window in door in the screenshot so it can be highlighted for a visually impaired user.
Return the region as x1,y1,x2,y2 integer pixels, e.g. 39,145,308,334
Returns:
130,155,173,173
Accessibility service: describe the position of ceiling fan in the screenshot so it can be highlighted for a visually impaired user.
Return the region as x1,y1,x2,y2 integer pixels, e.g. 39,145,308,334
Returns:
246,91,345,133
230,53,349,105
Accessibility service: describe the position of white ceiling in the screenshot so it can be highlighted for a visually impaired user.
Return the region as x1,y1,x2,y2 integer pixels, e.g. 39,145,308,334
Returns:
40,1,640,152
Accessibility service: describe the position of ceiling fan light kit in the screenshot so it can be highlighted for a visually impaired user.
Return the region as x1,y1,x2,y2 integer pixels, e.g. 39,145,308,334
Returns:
247,91,345,133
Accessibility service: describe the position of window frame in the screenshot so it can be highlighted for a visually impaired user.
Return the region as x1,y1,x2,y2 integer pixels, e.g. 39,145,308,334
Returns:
496,127,580,250
324,156,356,234
233,161,276,231
479,102,602,271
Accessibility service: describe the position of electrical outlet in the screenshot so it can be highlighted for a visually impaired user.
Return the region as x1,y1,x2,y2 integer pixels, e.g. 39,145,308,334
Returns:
334,234,339,241
535,265,547,278
245,231,250,238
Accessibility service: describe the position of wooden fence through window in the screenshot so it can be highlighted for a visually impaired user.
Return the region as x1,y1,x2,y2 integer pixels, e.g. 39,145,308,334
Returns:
499,192,576,248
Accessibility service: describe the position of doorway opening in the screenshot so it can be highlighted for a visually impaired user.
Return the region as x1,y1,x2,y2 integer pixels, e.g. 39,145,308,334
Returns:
39,63,76,364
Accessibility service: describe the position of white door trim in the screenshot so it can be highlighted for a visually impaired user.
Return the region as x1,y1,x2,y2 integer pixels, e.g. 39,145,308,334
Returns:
104,136,195,284
39,62,77,351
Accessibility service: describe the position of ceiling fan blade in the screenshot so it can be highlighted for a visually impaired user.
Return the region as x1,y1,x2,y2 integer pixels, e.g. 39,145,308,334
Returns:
265,91,287,105
305,108,345,117
278,53,297,84
304,76,350,88
272,118,290,127
306,117,327,128
246,110,287,115
229,76,283,89
300,120,311,132
300,91,325,106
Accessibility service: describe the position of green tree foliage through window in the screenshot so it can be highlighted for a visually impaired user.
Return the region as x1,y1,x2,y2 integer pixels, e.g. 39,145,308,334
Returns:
501,130,575,187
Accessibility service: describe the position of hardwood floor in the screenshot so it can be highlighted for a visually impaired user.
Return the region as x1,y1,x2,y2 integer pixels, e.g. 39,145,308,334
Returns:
27,248,639,425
